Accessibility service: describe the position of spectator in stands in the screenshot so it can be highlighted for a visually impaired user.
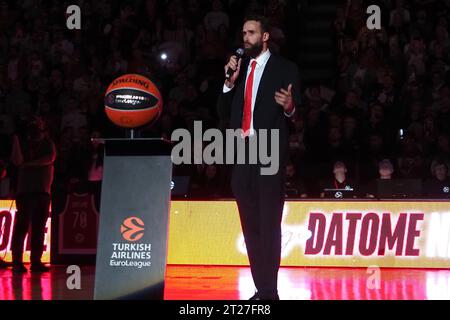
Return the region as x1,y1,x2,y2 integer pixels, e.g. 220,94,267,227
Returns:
284,162,307,198
189,164,222,198
5,80,32,120
436,134,450,162
320,161,357,198
378,158,395,180
365,159,395,198
204,0,230,33
346,0,366,37
0,117,12,197
424,159,450,198
9,116,55,273
60,97,88,143
410,10,433,41
389,0,411,29
87,130,104,210
436,86,450,135
339,90,366,123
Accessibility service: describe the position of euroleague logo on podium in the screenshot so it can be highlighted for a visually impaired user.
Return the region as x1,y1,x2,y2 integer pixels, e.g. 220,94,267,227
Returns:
120,217,145,242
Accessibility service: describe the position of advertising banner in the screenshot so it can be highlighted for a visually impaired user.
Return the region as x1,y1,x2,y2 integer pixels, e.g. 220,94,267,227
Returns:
167,201,450,268
0,200,51,263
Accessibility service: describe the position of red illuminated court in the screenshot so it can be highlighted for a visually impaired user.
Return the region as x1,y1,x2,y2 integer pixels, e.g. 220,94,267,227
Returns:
1,265,450,300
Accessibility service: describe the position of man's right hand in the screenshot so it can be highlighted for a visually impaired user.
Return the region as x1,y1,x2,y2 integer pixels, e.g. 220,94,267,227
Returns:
224,55,241,89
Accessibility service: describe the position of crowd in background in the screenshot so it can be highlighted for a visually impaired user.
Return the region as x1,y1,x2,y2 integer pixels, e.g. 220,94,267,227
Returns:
0,0,449,200
320,0,450,197
280,0,450,198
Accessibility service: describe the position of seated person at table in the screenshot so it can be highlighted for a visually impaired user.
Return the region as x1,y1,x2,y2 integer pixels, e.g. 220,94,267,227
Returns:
284,163,308,198
423,160,450,199
320,161,357,199
365,159,395,198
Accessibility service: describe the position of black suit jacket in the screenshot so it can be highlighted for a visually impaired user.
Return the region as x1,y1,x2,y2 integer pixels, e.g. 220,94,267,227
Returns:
217,53,301,169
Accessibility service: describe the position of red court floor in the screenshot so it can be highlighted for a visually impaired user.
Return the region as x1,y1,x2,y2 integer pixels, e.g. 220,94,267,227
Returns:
1,265,450,300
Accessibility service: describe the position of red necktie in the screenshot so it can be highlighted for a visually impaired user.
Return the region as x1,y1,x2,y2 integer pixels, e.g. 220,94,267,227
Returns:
242,60,257,137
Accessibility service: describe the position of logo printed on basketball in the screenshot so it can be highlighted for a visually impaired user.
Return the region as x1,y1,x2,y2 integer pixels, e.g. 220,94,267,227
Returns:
121,217,145,242
107,94,115,105
104,74,163,128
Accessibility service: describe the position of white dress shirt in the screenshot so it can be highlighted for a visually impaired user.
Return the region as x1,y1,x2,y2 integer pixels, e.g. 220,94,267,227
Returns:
223,49,295,136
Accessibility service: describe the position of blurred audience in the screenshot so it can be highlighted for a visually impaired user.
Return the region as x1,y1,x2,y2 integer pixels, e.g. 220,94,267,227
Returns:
0,0,448,200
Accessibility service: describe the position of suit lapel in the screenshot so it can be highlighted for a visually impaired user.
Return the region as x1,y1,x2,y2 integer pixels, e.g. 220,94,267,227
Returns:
254,54,275,114
234,59,249,115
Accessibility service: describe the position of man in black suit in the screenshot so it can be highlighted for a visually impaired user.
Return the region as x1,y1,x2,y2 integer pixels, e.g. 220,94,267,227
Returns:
217,15,301,300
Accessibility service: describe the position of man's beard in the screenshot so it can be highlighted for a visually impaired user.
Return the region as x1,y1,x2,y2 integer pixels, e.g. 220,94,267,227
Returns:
244,42,264,58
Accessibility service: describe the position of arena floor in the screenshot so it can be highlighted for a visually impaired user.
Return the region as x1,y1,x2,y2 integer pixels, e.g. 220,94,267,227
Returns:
1,265,449,300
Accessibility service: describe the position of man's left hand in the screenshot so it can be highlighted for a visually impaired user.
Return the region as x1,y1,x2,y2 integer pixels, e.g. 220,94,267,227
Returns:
275,84,295,114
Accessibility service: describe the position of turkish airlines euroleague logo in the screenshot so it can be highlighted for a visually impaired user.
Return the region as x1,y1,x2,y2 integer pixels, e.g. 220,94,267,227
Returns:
120,217,145,242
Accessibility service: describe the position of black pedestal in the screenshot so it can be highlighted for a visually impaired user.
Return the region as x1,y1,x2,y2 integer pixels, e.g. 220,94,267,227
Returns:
94,138,172,300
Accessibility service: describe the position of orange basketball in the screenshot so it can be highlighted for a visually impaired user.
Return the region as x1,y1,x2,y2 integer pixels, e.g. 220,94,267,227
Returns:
104,74,163,128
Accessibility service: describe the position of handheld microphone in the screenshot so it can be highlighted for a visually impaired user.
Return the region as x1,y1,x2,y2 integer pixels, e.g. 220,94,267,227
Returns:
225,48,245,80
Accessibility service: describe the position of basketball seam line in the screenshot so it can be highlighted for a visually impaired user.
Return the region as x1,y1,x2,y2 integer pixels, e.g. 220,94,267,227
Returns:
104,105,160,111
105,87,160,96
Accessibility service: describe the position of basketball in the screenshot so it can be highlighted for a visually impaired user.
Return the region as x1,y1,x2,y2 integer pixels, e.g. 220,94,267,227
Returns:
104,74,163,128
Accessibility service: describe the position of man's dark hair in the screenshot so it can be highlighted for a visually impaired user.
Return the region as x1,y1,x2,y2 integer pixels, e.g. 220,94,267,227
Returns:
243,14,271,34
